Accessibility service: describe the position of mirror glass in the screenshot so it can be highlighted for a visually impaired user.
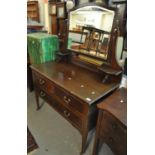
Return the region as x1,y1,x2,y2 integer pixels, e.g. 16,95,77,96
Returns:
67,6,115,60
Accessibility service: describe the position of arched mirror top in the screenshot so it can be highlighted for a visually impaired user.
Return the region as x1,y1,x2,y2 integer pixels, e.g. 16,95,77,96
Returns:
67,3,119,65
69,5,115,32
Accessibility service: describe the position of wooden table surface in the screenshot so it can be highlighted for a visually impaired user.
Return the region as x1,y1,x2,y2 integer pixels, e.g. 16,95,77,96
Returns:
97,88,127,126
31,61,120,105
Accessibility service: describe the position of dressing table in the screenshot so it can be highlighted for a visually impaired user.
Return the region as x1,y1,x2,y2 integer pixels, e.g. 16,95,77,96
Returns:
31,3,123,154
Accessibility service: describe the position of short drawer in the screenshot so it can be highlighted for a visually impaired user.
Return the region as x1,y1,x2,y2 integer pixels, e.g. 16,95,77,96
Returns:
55,86,86,114
100,111,126,140
32,71,55,94
37,88,58,109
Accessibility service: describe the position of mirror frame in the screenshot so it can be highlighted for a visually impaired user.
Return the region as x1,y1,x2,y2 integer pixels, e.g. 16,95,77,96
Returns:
66,2,122,70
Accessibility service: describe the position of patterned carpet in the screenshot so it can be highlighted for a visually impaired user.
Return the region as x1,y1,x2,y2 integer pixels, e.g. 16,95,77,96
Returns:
27,127,38,153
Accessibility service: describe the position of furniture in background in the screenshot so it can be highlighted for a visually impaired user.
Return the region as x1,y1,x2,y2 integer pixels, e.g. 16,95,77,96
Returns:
27,0,40,22
27,0,44,34
49,1,57,35
78,26,111,59
92,88,127,155
27,19,44,34
49,1,68,53
27,22,44,32
56,2,68,53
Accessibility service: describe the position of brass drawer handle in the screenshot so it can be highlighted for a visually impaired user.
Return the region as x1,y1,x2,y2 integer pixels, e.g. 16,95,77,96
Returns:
63,96,71,104
64,110,70,118
40,91,46,97
39,79,45,85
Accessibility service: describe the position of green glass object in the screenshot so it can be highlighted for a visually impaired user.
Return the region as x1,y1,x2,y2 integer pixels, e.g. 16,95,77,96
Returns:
27,33,59,64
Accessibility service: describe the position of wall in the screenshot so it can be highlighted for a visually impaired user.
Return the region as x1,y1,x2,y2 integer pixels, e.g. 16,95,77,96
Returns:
43,0,51,32
36,0,44,24
78,0,89,5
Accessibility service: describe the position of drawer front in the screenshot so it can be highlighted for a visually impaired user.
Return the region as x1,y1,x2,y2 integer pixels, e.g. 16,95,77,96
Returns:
56,100,82,130
55,86,86,114
100,111,127,155
36,87,82,130
32,71,55,95
37,88,59,109
104,134,127,155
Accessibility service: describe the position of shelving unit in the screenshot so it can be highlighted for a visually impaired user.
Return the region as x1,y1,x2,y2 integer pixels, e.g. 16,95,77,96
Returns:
27,1,40,22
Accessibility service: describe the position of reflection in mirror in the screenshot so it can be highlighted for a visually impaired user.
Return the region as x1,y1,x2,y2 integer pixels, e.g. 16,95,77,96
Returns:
67,6,115,60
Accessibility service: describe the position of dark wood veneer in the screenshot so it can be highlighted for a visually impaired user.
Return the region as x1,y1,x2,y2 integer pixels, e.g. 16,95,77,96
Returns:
92,88,127,155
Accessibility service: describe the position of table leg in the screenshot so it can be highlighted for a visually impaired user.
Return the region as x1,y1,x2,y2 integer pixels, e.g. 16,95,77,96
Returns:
80,118,89,154
80,131,88,154
34,91,40,110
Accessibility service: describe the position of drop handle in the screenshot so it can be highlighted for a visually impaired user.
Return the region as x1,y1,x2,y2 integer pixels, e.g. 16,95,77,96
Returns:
40,91,46,97
63,96,71,104
64,110,70,118
39,79,45,85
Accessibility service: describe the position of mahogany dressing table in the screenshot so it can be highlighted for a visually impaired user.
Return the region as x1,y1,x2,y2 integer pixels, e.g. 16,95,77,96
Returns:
31,3,123,154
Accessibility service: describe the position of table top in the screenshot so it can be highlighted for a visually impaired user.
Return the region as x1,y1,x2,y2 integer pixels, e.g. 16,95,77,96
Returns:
97,88,127,126
31,61,120,105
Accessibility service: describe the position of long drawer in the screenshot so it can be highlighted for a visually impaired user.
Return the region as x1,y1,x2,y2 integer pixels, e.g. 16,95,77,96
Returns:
33,71,87,114
56,98,82,130
37,88,82,130
100,111,127,155
54,86,86,114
